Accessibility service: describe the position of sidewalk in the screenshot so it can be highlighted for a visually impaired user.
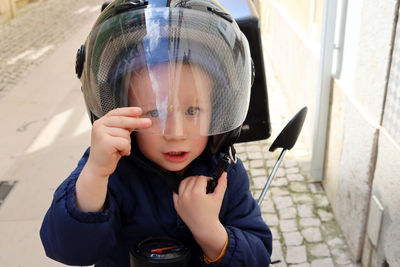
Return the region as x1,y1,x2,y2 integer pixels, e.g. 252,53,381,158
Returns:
0,1,103,266
0,1,359,266
0,0,103,97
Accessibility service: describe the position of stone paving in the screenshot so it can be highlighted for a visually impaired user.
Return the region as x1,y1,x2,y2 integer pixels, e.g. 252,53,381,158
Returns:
0,0,104,98
0,1,361,266
236,63,361,266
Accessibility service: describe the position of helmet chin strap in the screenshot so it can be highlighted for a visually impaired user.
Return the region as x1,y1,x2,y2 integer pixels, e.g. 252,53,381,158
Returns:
164,144,238,195
206,144,237,194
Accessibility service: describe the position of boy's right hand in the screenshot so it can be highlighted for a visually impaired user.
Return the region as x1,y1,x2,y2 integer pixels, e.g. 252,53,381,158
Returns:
86,107,152,178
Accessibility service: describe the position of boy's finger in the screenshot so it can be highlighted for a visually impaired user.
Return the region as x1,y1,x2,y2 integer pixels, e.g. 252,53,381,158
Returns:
106,107,142,117
213,172,227,199
179,176,197,196
172,192,179,206
106,127,131,139
111,136,131,155
193,176,209,193
178,177,189,195
104,116,151,130
133,118,152,130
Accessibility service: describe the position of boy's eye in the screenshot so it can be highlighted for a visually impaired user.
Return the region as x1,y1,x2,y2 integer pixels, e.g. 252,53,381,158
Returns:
186,106,200,116
146,109,160,118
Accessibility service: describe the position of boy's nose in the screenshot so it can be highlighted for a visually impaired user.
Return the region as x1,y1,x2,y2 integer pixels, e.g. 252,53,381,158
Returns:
163,113,185,138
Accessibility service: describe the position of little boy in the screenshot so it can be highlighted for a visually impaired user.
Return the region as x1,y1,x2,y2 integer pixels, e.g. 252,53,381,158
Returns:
40,1,272,266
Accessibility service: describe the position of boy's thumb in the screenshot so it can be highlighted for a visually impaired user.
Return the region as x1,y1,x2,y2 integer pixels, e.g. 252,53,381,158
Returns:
214,172,227,198
172,192,178,204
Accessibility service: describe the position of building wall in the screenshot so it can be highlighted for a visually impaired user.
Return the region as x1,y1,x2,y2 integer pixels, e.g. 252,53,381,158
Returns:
323,80,344,205
361,4,400,265
275,0,324,42
327,0,398,262
324,0,397,261
0,0,40,21
258,0,323,149
363,134,400,267
259,0,400,265
0,0,16,20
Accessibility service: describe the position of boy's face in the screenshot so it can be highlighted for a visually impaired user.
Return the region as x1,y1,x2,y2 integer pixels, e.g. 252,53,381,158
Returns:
128,63,211,173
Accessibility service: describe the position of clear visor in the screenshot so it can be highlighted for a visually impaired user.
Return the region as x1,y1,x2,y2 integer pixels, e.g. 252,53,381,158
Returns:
83,7,252,137
128,62,212,137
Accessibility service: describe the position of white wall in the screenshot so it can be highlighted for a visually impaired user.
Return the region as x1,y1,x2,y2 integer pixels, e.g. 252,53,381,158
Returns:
362,2,400,264
326,0,399,263
259,0,319,150
260,0,400,263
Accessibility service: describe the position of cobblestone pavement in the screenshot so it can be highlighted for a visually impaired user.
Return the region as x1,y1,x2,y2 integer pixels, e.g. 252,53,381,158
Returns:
238,63,361,267
0,0,104,98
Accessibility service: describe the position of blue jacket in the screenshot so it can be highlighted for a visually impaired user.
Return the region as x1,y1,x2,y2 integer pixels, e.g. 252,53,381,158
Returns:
40,147,272,266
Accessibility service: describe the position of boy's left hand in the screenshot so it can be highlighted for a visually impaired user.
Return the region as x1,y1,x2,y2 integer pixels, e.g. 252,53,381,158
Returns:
173,172,227,229
173,172,228,259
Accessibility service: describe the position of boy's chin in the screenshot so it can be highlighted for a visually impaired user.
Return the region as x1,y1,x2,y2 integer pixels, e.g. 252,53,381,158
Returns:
162,164,188,176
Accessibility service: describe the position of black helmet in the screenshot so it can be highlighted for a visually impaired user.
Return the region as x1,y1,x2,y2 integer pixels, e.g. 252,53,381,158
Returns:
75,0,253,155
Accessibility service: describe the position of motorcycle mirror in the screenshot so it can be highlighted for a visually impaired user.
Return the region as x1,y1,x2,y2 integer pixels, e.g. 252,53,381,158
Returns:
269,106,308,152
257,106,308,206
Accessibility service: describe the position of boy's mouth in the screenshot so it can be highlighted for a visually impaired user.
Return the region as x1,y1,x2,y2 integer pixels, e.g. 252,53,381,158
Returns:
163,151,189,163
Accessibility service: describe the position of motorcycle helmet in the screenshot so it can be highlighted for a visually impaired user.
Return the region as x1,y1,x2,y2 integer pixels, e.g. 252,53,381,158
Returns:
75,0,253,156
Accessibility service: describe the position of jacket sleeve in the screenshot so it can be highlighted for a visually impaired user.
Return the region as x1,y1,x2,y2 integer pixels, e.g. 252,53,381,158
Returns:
40,148,122,266
202,159,272,266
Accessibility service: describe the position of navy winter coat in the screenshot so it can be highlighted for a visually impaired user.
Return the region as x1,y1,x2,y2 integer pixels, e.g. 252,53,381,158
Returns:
40,147,272,266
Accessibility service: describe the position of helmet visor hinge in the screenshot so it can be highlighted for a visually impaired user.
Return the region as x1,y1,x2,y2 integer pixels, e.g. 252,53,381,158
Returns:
75,45,85,79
